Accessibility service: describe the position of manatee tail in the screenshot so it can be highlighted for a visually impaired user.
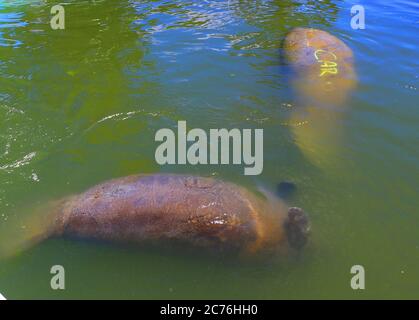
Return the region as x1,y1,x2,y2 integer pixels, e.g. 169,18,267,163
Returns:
0,198,66,260
289,105,345,171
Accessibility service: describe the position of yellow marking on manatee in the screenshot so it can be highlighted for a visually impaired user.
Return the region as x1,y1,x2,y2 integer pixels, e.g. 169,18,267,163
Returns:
321,61,338,68
314,49,337,61
314,49,339,77
320,68,338,77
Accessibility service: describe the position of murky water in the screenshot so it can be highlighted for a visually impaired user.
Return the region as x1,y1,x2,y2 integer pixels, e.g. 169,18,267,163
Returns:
0,0,418,299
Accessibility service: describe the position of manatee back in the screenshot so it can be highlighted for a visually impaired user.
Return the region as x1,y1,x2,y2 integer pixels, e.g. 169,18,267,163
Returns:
58,175,271,252
284,27,356,106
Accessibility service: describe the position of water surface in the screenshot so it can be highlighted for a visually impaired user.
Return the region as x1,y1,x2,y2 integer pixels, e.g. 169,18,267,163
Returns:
0,0,418,299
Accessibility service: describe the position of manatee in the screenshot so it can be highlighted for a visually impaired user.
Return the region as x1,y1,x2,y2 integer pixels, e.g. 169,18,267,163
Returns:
283,28,356,168
1,174,310,258
284,27,356,105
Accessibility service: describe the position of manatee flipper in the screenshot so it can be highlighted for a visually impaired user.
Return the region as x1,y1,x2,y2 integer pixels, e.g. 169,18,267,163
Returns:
277,181,297,200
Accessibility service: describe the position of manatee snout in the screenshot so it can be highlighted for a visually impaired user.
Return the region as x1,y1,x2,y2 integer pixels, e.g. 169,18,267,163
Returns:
284,207,310,250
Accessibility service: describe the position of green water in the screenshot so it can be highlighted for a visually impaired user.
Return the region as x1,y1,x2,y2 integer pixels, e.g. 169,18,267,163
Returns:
0,0,418,299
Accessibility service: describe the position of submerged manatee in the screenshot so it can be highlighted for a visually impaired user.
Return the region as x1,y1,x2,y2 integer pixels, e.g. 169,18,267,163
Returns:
2,174,309,258
284,27,356,105
283,28,356,168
